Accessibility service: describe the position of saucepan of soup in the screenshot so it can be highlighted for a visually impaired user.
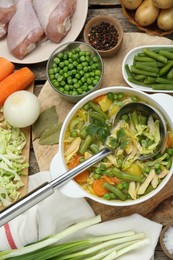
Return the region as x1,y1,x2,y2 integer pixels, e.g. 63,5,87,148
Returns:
50,86,173,206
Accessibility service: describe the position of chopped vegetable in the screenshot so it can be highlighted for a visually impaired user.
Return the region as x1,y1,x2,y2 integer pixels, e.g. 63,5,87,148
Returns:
93,178,109,196
0,120,28,207
0,67,34,107
0,57,14,82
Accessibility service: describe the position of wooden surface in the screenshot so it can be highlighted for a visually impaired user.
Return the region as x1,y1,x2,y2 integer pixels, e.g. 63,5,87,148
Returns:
16,1,173,259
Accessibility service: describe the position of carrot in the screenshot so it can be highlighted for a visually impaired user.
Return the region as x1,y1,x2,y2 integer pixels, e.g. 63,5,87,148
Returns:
102,175,119,184
68,153,90,183
68,154,81,169
0,67,34,106
0,57,15,82
167,132,173,148
74,170,90,183
93,178,109,196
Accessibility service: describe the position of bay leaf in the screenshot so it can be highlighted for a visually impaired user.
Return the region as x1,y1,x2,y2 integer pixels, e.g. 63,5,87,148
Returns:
39,123,62,145
33,106,58,139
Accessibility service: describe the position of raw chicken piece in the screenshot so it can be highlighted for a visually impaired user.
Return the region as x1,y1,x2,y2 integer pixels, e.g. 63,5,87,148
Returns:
0,0,16,38
33,0,77,43
7,0,44,60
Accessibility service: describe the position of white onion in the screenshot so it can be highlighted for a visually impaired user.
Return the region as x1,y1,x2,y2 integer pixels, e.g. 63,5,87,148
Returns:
3,91,41,128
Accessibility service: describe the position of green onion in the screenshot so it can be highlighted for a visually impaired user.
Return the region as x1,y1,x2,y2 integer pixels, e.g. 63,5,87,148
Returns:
0,215,150,260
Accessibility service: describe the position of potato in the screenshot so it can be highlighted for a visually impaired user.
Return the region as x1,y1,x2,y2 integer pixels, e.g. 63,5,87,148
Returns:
135,0,159,26
121,0,143,10
152,0,173,9
157,7,173,31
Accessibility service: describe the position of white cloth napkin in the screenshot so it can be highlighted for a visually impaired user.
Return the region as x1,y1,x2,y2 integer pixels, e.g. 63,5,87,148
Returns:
0,171,162,260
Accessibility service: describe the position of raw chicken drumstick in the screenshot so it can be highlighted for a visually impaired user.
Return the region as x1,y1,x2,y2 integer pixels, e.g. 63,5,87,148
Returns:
0,0,16,38
7,0,44,60
33,0,77,43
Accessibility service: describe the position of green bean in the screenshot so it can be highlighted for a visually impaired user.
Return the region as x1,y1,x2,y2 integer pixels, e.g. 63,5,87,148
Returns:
125,64,133,78
112,169,143,182
130,66,158,77
79,135,92,154
159,61,173,76
135,62,159,73
143,48,168,64
89,110,105,123
151,84,173,90
103,183,127,201
88,101,107,119
90,144,99,154
128,77,149,87
159,50,173,60
134,61,158,67
144,77,156,84
156,77,173,84
167,68,173,79
133,75,146,81
134,55,155,62
80,126,88,139
166,158,172,170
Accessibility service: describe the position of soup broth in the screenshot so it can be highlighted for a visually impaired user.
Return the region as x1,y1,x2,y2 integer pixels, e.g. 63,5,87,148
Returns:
64,92,173,201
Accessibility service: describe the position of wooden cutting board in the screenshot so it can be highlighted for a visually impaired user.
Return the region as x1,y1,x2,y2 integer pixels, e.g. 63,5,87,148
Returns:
33,33,173,225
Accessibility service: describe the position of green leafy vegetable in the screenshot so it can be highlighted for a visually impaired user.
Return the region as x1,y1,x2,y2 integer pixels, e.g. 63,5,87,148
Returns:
0,122,28,207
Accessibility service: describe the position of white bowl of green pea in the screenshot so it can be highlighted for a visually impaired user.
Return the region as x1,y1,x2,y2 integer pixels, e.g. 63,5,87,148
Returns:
122,45,173,93
50,86,173,206
46,41,104,103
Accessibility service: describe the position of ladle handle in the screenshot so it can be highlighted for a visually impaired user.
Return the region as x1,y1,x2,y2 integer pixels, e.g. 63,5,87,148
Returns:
0,148,111,226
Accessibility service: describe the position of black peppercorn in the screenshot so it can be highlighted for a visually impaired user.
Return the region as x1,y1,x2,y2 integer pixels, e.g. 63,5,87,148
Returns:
88,21,119,51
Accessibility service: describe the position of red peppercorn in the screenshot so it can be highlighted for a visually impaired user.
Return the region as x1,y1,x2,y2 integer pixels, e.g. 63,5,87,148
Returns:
88,22,119,51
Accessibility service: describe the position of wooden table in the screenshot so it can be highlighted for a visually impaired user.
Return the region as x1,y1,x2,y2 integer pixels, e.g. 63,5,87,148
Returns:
16,1,173,259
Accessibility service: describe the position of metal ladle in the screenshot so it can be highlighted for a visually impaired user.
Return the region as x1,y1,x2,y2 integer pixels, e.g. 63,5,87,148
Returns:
0,102,167,226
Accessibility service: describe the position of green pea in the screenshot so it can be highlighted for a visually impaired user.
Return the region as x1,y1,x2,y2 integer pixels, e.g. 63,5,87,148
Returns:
144,166,150,174
95,70,101,76
70,130,78,137
57,52,63,59
48,68,54,75
107,92,114,100
167,148,173,156
103,193,111,200
95,168,101,174
123,182,129,190
117,183,123,190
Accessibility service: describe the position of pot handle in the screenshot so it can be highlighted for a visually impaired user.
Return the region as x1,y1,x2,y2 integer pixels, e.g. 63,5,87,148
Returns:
151,93,173,119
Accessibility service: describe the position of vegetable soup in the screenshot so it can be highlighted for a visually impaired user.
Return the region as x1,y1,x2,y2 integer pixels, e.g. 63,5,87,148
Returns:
64,92,173,201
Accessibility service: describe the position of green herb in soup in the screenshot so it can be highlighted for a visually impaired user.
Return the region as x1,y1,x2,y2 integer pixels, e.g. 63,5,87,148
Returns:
64,92,173,201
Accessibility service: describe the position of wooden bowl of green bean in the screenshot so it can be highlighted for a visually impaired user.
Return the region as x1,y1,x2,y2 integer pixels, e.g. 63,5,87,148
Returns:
122,45,173,93
50,86,173,207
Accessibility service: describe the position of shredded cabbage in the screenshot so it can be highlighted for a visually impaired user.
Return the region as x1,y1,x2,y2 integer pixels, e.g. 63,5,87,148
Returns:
0,121,28,207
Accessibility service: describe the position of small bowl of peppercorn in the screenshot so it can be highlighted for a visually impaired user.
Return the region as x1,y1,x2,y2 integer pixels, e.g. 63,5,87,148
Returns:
83,15,123,58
